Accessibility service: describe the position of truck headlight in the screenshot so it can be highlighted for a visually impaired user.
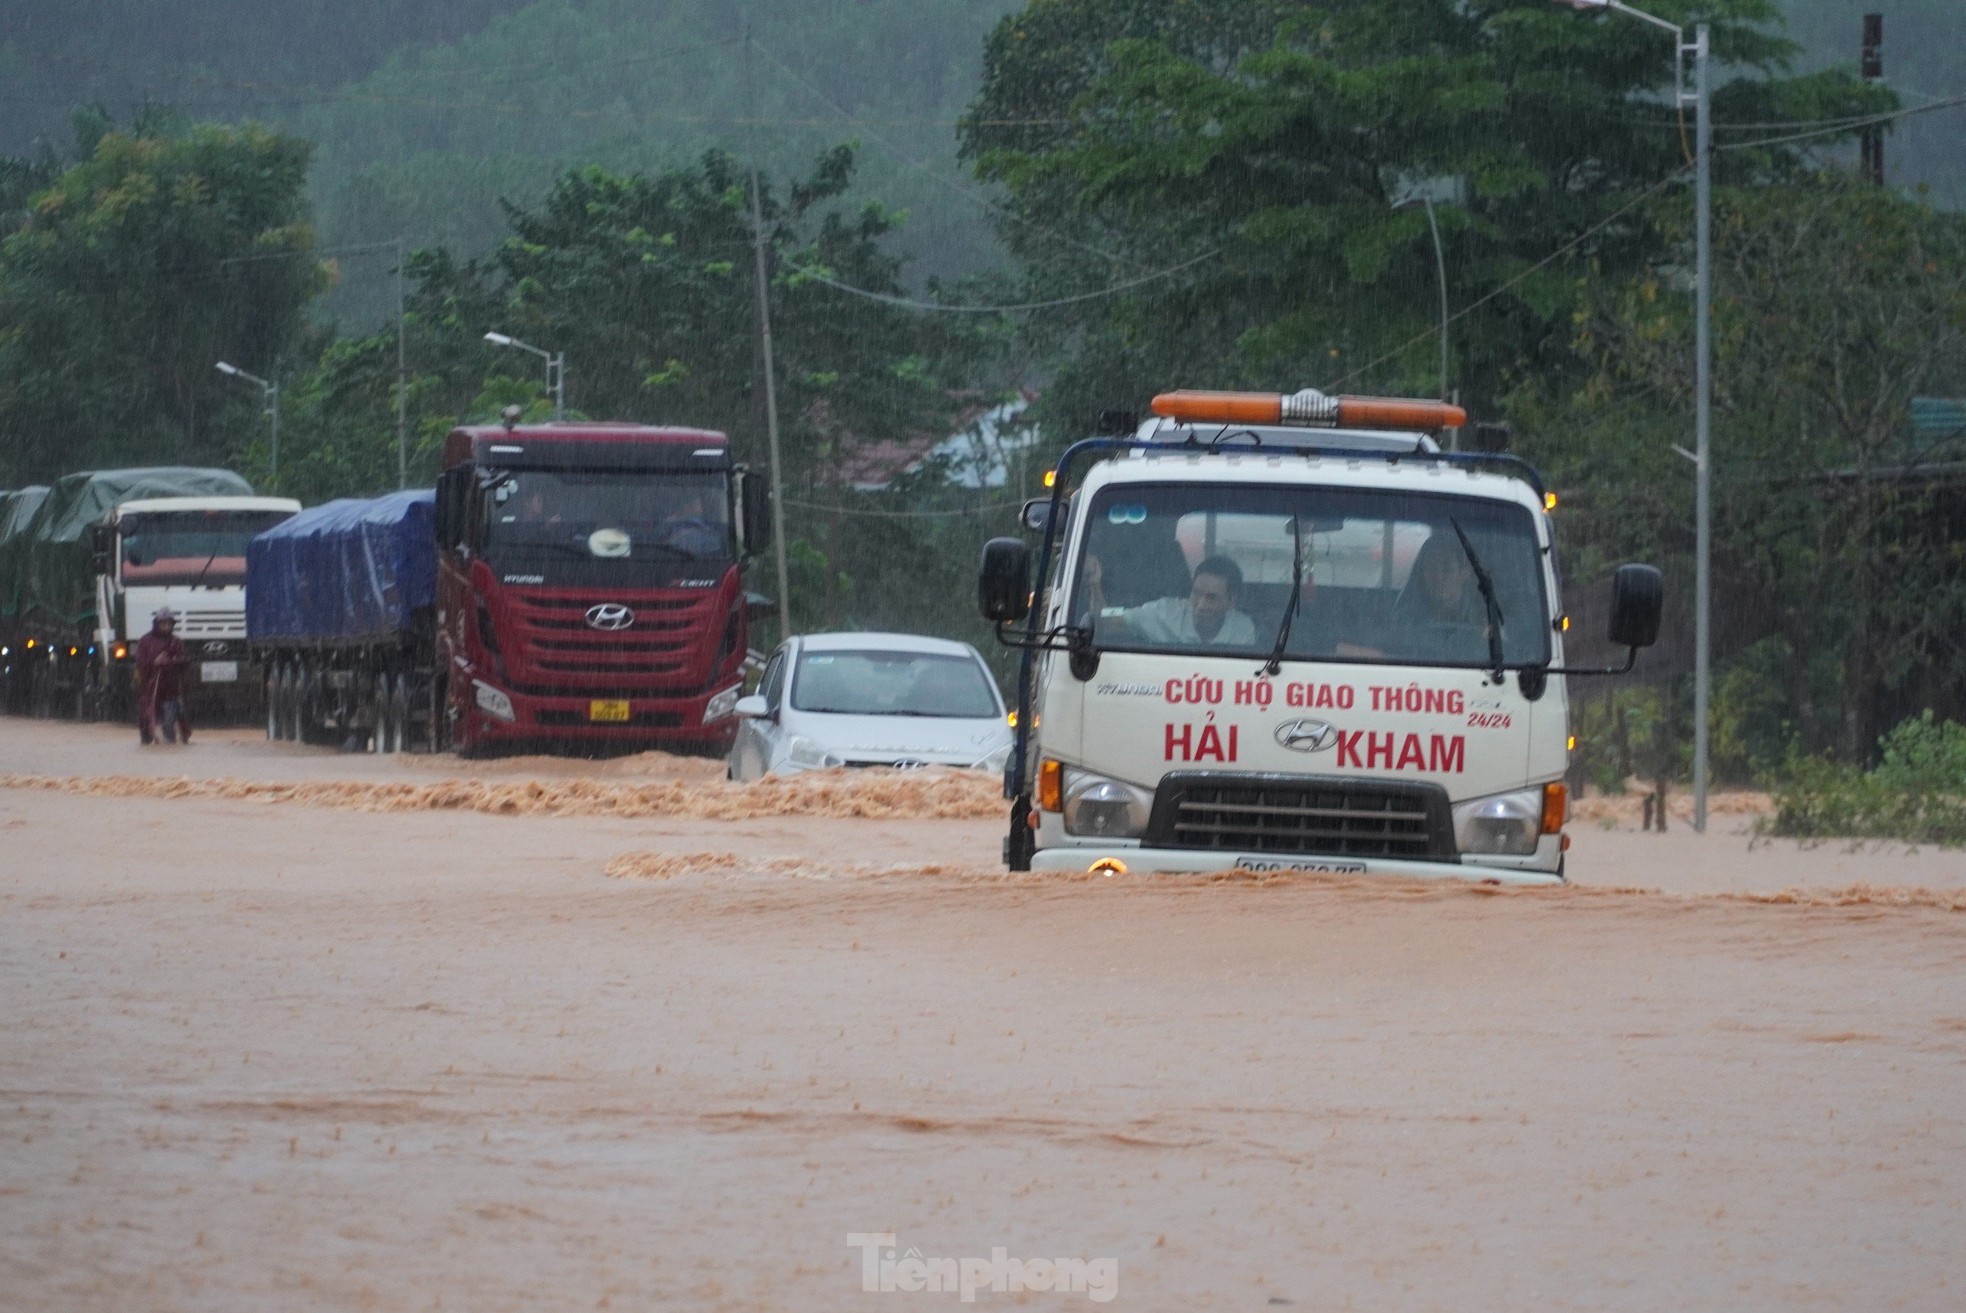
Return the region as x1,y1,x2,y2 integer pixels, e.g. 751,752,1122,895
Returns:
472,679,516,723
703,683,742,723
1063,770,1154,839
785,734,843,770
1451,788,1544,856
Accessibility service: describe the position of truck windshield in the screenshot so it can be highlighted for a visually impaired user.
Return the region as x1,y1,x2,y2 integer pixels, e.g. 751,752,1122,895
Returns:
1070,482,1550,669
120,510,296,586
482,469,733,582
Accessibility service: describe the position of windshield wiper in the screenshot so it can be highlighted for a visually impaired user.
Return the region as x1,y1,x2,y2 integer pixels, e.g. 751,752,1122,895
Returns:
1450,519,1507,684
188,546,223,589
1256,513,1304,677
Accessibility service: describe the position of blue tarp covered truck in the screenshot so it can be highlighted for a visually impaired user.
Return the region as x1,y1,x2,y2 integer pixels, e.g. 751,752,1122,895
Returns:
247,490,439,752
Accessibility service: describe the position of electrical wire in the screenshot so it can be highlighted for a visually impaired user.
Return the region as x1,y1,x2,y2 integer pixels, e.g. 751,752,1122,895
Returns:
748,37,1137,271
782,247,1221,314
1319,171,1688,393
1715,92,1966,152
782,496,1025,518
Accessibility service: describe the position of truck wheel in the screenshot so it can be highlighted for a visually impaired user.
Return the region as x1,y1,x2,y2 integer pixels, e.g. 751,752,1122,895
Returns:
298,666,331,746
387,674,410,755
365,674,389,754
424,674,450,754
1005,796,1035,871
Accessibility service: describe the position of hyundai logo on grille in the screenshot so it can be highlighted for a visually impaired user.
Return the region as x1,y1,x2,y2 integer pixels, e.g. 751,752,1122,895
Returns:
201,641,229,655
584,603,636,631
1274,718,1338,753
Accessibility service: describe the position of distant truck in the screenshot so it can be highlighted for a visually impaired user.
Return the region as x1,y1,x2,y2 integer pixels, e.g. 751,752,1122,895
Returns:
0,468,297,720
247,420,771,754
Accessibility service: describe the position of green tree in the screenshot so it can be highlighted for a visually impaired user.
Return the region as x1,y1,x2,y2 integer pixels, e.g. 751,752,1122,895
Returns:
959,0,1886,439
276,147,994,631
0,112,322,485
1551,177,1966,760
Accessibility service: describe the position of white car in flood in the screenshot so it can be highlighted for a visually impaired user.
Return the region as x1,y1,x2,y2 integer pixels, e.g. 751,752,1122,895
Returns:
728,632,1012,780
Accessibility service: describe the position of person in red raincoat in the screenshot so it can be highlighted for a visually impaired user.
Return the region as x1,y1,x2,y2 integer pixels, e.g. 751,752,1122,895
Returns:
135,607,191,745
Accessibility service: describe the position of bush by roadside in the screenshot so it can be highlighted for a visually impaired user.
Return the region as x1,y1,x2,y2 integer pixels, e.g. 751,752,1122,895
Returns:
1761,713,1966,847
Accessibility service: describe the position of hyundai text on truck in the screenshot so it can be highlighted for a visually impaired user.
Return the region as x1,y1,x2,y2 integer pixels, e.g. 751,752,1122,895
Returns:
248,419,772,754
976,388,1663,885
0,467,296,720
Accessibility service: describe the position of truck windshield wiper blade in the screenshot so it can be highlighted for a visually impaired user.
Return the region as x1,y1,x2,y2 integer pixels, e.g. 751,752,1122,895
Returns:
189,547,222,588
1450,519,1507,683
1257,513,1304,677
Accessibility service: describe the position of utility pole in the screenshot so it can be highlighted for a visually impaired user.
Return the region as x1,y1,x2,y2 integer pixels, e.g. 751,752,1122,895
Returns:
395,237,409,488
1861,14,1885,186
1556,0,1713,833
744,25,794,639
1692,21,1712,834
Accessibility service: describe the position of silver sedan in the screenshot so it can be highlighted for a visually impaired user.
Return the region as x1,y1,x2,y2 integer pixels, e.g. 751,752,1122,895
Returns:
728,632,1012,781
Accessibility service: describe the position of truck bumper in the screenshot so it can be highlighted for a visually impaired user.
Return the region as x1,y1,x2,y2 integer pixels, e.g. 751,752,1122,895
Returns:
1028,845,1564,887
466,677,743,748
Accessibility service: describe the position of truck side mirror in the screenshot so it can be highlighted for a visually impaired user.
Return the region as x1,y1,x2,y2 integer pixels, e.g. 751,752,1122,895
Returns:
434,469,464,548
737,469,772,556
1608,563,1663,649
978,537,1031,623
1020,499,1053,533
88,524,113,574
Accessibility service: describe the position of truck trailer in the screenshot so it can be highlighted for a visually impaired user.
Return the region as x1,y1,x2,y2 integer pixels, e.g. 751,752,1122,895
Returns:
0,468,296,721
249,419,772,754
977,387,1663,884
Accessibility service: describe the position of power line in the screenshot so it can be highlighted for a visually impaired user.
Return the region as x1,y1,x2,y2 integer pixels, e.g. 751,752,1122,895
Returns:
784,248,1221,314
748,37,1137,272
1715,92,1966,152
1320,171,1687,393
783,496,1025,518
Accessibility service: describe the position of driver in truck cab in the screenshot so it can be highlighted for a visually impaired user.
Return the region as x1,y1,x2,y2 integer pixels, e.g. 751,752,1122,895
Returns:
1081,554,1256,647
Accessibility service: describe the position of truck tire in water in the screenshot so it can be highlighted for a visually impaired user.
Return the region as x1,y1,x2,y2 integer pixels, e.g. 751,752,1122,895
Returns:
387,674,410,755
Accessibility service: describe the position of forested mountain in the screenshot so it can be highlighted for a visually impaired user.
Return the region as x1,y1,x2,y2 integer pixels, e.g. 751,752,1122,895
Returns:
8,0,1956,330
4,1,1022,326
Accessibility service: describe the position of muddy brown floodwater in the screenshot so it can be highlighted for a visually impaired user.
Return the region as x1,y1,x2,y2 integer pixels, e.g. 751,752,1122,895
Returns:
3,718,1964,1310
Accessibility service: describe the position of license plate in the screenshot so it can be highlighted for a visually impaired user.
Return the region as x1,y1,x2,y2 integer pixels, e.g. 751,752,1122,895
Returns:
588,699,631,723
1233,857,1365,875
200,661,239,683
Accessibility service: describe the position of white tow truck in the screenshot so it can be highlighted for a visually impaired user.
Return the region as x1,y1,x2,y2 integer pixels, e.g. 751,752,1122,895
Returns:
977,388,1662,885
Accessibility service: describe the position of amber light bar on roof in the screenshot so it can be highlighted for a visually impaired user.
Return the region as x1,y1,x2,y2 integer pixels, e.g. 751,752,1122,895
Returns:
1151,387,1467,431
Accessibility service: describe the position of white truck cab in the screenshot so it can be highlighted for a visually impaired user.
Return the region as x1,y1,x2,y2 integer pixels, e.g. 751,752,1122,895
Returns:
978,388,1662,886
91,495,301,692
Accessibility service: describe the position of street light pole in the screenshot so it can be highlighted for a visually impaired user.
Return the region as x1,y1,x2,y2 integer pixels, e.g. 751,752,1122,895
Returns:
1556,0,1711,832
1393,194,1451,408
216,361,279,481
483,331,566,420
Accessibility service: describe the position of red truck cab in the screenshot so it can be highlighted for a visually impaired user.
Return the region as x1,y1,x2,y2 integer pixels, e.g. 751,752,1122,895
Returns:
432,421,770,753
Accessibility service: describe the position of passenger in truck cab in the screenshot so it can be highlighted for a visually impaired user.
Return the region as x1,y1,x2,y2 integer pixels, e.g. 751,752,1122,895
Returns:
1082,553,1257,648
1388,531,1491,663
656,488,723,558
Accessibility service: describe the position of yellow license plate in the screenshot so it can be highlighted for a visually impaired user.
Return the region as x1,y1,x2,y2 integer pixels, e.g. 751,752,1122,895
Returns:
588,699,631,723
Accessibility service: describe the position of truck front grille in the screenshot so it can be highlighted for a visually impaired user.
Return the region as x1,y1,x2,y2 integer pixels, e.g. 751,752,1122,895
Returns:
504,590,719,682
172,610,244,639
1144,772,1455,861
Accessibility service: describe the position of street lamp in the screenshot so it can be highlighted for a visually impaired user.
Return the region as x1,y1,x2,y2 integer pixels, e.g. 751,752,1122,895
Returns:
1392,194,1452,423
216,361,280,480
483,331,566,420
1554,0,1712,833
